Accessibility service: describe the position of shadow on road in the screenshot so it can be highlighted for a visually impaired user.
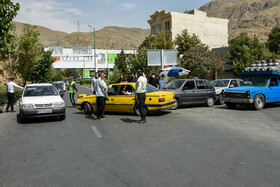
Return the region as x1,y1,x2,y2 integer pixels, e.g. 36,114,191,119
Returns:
214,103,280,111
120,118,139,123
17,114,63,124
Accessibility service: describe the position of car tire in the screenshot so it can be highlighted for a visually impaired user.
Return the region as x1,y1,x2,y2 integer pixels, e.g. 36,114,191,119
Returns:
225,102,237,109
171,99,180,110
19,112,26,123
59,114,66,120
253,94,265,110
218,94,225,105
206,97,214,107
83,102,93,114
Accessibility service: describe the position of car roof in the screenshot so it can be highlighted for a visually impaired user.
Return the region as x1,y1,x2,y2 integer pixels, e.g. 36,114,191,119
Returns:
26,83,53,87
172,79,208,81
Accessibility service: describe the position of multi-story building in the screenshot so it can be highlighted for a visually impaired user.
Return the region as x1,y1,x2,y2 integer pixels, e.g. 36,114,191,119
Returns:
148,9,229,49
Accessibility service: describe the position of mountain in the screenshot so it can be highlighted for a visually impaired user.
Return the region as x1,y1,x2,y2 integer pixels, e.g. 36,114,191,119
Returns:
13,22,150,49
199,0,280,41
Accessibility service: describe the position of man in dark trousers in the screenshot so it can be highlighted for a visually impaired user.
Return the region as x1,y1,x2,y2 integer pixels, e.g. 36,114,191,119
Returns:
6,77,24,112
93,72,109,120
149,73,159,89
135,71,147,124
67,78,79,107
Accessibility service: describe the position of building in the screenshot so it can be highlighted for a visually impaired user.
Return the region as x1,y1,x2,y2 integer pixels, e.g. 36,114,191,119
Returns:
48,46,136,72
148,9,229,49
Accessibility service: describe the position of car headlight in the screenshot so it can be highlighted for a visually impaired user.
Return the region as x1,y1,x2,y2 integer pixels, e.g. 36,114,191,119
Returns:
21,104,34,109
54,101,65,107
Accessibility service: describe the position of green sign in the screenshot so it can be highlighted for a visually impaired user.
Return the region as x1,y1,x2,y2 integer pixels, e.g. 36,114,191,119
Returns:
107,53,117,64
83,70,90,78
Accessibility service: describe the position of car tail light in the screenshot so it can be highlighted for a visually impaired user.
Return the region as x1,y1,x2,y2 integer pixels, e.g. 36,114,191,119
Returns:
158,98,165,102
173,95,175,99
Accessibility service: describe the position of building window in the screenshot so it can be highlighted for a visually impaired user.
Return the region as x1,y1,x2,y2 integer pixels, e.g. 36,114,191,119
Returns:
156,24,161,33
164,21,170,31
151,26,155,35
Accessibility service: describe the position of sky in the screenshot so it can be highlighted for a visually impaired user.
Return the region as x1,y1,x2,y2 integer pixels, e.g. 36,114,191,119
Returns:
12,0,212,33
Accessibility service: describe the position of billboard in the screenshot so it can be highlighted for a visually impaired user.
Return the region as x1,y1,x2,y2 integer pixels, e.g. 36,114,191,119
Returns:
148,49,177,66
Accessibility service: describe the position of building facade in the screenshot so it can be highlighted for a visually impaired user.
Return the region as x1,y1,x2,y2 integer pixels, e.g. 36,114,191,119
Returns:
47,46,136,70
148,9,229,49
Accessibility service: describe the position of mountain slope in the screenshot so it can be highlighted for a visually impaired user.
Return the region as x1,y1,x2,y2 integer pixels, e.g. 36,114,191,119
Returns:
199,0,280,41
13,21,149,49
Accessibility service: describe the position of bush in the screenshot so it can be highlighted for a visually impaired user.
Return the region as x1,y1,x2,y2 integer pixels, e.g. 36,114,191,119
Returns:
0,86,23,105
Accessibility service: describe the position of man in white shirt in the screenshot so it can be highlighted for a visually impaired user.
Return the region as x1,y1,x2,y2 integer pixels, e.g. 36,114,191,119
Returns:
6,77,24,112
135,71,147,124
93,72,109,119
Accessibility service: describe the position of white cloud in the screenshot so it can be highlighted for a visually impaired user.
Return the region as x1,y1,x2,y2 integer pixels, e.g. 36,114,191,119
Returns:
13,0,84,33
120,3,136,10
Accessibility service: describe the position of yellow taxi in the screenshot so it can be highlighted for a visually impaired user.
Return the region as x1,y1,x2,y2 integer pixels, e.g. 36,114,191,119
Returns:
76,82,175,115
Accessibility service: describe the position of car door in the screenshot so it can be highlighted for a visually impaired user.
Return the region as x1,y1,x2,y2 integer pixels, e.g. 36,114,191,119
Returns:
195,80,214,103
181,80,198,104
116,85,135,113
267,76,280,102
106,85,120,112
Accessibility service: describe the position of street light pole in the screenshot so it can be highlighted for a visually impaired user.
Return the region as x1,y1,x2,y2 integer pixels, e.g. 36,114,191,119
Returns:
88,24,97,73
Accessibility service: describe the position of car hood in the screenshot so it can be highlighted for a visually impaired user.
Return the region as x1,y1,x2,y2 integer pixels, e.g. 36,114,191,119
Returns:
22,96,63,104
224,86,264,92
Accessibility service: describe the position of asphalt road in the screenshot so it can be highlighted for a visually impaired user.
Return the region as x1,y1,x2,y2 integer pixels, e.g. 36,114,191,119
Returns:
1,85,280,187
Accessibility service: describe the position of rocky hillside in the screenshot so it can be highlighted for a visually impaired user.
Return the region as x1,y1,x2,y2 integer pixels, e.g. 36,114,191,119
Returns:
199,0,280,41
13,22,149,49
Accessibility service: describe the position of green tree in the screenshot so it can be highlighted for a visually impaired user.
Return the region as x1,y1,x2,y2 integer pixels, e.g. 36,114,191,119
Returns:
16,24,43,85
227,33,274,76
139,35,156,49
267,26,280,55
0,0,20,57
31,49,55,83
152,32,174,49
175,29,201,56
109,66,121,84
115,49,129,76
180,44,223,79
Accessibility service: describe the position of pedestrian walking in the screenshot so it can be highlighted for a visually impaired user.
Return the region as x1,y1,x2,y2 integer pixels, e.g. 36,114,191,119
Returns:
93,72,110,120
149,73,160,89
5,77,24,112
135,71,147,124
67,78,79,107
159,74,168,89
91,74,98,94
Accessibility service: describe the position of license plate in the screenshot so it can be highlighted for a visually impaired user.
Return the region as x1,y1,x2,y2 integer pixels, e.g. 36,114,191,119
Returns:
36,109,52,114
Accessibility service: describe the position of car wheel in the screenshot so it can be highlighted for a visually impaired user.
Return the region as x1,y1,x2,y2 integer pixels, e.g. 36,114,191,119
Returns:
19,112,26,123
253,94,265,110
225,102,237,109
218,94,225,105
171,99,180,110
59,114,66,120
206,97,214,107
83,102,93,114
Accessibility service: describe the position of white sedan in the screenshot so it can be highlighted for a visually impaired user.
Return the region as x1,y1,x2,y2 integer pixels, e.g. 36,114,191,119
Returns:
19,83,66,122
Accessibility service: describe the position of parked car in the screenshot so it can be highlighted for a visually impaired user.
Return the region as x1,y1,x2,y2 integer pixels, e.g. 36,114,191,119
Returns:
52,82,65,98
211,79,242,105
56,81,66,92
19,83,66,122
162,79,216,109
76,82,175,116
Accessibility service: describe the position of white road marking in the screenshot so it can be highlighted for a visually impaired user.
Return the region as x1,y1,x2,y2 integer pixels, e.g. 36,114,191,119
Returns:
91,126,103,138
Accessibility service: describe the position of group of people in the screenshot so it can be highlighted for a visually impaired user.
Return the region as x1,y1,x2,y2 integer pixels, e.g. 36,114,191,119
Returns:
89,70,148,123
149,73,168,89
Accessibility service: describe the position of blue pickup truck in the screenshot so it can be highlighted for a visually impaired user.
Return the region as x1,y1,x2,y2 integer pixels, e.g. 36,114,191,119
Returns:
222,59,280,110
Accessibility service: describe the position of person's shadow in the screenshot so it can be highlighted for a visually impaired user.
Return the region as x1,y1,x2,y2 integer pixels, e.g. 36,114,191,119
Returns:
120,118,139,123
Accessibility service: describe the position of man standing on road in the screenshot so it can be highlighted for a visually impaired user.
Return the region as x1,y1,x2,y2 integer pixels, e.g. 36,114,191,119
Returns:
135,71,147,124
93,72,109,120
67,78,79,107
159,74,168,89
5,77,24,112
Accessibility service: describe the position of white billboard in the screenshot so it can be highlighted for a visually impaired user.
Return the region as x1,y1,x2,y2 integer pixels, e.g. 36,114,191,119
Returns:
148,49,177,67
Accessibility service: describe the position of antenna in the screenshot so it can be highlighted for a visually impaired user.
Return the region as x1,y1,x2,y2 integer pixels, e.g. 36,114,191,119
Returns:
77,21,80,32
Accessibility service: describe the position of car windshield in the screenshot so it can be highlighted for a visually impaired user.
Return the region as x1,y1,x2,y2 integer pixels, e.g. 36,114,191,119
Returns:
52,83,61,89
211,80,230,87
164,80,185,90
146,83,159,93
240,75,269,86
24,86,58,96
